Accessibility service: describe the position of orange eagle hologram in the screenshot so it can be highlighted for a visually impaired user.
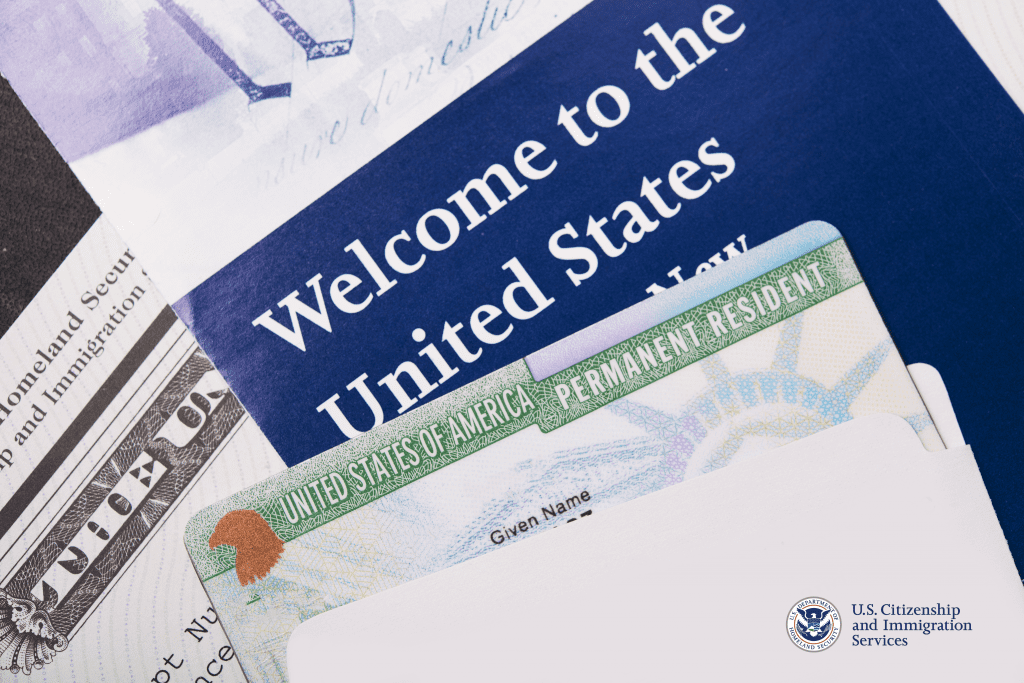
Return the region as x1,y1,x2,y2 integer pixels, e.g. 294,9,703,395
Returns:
209,510,284,586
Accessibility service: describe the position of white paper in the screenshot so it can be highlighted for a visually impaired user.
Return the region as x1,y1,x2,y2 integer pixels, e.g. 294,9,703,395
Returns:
0,217,286,681
908,362,966,448
938,0,1024,113
288,413,1023,681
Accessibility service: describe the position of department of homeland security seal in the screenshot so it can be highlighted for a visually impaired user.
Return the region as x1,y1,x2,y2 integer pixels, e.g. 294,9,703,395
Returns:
787,597,841,651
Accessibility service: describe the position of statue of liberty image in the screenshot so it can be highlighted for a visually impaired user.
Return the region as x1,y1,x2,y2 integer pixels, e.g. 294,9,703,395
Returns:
445,312,936,564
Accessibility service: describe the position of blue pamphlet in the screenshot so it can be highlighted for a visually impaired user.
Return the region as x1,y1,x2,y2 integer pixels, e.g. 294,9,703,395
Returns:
174,0,1023,480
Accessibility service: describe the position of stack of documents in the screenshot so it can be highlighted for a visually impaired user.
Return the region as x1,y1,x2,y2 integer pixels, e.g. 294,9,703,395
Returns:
0,0,1022,680
183,222,1024,680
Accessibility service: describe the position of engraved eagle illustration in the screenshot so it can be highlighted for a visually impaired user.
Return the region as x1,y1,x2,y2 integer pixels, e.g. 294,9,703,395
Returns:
796,606,833,642
0,589,68,674
209,510,284,586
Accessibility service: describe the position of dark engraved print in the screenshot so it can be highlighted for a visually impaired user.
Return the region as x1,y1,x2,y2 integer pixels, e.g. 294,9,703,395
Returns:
0,590,67,674
0,351,244,674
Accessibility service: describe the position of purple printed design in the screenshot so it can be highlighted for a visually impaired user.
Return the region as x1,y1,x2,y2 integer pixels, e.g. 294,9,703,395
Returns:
606,314,924,485
254,0,354,61
152,0,292,104
0,0,355,161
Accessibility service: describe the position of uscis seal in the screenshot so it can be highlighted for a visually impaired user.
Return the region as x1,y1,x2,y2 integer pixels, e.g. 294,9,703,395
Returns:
787,597,841,651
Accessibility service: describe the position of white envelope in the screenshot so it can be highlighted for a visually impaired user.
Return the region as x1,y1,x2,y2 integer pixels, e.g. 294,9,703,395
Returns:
908,362,965,448
288,408,1023,680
